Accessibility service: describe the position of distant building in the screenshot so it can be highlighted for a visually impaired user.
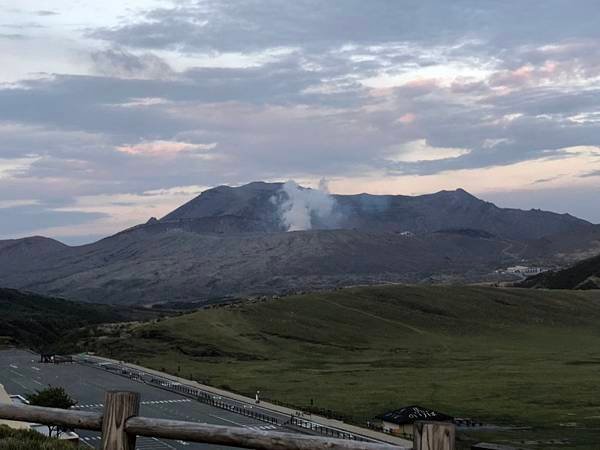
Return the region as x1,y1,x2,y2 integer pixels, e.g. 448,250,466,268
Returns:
377,405,453,438
504,266,547,275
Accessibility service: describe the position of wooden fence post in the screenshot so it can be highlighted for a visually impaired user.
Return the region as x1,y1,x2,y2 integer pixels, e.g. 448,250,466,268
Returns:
101,391,140,450
413,421,455,450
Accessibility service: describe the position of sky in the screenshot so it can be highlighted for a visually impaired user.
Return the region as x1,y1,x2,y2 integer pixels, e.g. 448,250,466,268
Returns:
0,0,599,244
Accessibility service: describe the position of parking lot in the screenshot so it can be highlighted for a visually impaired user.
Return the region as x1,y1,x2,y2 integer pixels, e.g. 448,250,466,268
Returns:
0,349,279,449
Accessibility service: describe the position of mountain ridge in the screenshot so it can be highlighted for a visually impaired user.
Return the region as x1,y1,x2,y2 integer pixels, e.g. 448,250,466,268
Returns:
157,182,591,241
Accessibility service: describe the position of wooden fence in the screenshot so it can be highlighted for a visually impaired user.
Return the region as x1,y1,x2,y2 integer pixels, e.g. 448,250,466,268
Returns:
0,390,454,450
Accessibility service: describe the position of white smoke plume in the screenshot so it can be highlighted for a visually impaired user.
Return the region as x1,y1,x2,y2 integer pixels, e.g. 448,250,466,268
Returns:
274,180,337,231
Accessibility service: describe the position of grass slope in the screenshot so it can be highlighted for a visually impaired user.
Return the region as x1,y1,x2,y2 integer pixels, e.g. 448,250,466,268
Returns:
89,286,600,448
0,288,152,352
0,426,73,450
519,254,600,289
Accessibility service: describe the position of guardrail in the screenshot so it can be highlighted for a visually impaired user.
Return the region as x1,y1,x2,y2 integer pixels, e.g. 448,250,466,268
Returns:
76,355,380,442
0,390,434,450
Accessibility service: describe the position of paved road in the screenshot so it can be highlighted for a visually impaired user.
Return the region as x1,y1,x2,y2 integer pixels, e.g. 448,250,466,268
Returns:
0,349,278,450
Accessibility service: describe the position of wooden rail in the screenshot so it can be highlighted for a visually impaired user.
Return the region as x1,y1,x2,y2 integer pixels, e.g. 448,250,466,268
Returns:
0,390,454,450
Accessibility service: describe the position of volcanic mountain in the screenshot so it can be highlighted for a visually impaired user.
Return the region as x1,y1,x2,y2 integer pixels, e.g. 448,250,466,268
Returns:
156,181,588,240
0,182,597,305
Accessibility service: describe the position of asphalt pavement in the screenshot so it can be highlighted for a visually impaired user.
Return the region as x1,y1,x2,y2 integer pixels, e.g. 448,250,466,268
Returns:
0,349,277,450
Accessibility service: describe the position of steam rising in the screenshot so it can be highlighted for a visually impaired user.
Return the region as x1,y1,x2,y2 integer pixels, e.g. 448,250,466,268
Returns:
274,180,337,231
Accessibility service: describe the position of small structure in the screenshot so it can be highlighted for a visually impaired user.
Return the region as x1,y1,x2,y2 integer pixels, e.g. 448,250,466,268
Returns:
40,354,73,364
377,405,453,439
504,266,546,276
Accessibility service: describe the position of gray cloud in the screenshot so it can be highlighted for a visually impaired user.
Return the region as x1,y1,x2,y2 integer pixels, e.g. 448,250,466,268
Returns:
35,10,59,16
0,33,27,40
0,204,107,236
91,48,175,80
90,1,600,54
580,170,600,178
1,0,600,240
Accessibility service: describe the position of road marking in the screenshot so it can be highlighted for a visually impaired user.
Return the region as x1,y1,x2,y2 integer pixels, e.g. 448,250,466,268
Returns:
9,378,32,392
152,437,176,449
208,414,247,427
74,399,191,409
80,438,95,448
31,366,40,371
9,364,18,369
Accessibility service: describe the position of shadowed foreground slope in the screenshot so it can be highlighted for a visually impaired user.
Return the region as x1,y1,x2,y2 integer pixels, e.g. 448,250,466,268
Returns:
0,288,153,351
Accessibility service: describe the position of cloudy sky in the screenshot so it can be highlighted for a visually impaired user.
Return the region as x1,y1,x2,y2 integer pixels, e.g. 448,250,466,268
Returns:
1,0,599,244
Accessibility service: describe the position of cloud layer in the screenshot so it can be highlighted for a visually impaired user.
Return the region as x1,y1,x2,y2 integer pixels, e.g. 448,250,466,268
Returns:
0,0,599,242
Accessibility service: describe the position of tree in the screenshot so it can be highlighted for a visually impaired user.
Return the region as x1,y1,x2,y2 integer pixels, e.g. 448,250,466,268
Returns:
26,387,77,438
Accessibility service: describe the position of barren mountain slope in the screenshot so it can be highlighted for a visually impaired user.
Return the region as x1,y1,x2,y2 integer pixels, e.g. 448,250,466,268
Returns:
0,182,596,304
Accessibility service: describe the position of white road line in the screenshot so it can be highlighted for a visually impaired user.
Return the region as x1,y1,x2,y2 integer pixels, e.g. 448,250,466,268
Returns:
152,437,176,449
9,378,31,391
80,438,95,448
208,414,247,427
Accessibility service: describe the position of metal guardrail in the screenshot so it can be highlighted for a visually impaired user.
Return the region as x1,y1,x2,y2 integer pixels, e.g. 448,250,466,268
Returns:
75,355,380,443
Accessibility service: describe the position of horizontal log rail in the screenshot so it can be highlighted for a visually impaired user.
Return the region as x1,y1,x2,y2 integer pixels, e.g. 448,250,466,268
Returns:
127,417,402,450
0,403,102,431
0,392,417,450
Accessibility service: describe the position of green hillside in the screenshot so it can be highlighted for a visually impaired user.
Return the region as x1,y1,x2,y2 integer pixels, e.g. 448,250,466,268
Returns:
519,254,600,289
89,285,600,448
0,288,151,352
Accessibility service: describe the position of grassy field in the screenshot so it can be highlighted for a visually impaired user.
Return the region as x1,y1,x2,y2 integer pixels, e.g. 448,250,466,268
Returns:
88,285,600,449
0,426,73,449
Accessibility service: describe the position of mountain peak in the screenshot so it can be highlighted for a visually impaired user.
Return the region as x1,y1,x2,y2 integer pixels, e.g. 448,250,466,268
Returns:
152,180,590,240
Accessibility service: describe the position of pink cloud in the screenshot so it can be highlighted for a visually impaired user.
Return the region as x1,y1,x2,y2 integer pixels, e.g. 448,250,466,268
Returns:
396,113,416,124
116,140,217,157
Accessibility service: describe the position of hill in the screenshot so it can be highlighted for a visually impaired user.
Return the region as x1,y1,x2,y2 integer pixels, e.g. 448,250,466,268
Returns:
0,288,151,352
0,182,597,305
85,285,600,448
518,254,600,289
